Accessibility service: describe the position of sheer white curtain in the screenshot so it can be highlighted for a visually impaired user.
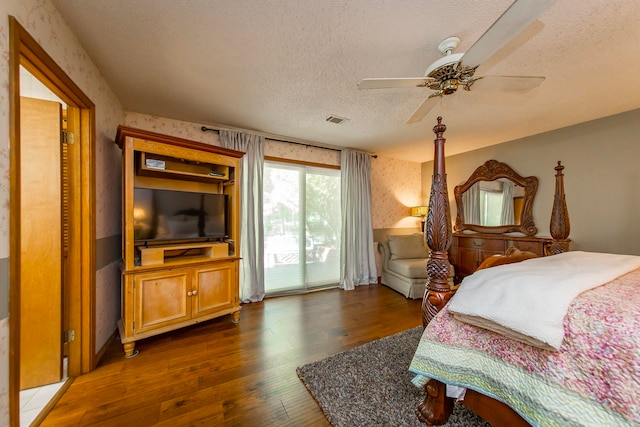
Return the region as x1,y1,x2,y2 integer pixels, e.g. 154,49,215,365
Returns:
463,182,481,224
500,180,515,225
219,130,265,302
340,149,377,290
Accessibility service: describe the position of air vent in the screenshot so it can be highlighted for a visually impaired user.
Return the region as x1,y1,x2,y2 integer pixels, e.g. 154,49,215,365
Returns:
325,115,349,125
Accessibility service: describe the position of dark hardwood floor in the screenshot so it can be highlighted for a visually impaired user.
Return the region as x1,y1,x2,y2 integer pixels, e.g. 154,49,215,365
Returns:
41,284,423,426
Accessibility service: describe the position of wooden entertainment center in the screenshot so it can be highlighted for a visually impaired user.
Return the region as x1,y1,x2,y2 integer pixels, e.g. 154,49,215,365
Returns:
115,126,244,357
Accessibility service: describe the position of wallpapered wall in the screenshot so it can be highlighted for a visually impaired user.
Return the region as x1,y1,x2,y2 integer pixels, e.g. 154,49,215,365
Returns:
2,3,634,425
125,112,425,231
0,0,125,422
0,1,422,422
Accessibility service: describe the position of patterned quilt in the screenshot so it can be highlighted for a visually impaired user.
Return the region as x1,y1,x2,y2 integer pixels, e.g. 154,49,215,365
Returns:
409,267,640,427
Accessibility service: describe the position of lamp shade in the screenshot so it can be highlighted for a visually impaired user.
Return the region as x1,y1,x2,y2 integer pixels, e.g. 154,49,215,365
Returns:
410,206,428,217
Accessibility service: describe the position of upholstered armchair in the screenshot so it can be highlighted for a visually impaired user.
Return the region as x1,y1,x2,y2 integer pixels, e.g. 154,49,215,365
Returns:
378,233,454,299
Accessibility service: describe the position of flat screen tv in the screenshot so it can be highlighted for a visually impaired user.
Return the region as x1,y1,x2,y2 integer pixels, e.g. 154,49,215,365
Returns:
134,188,228,243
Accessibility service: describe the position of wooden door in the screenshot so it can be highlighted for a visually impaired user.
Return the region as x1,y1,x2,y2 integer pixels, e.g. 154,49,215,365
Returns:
192,262,236,317
133,269,191,334
19,96,63,389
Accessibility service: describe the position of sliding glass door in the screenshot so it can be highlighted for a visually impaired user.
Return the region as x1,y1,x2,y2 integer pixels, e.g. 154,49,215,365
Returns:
263,160,341,294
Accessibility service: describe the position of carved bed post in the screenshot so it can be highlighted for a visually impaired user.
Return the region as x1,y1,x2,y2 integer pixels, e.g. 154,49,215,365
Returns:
549,161,570,254
422,117,454,328
417,118,456,425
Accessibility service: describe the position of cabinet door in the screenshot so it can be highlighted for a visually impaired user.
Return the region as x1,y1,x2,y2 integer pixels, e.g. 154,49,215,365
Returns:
192,262,237,318
134,269,191,334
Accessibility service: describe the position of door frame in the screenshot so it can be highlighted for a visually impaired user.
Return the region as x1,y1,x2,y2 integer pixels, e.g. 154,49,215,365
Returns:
8,16,96,426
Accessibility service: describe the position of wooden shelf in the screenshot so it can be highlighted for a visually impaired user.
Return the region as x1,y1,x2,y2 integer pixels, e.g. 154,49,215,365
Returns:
136,152,229,183
138,242,229,266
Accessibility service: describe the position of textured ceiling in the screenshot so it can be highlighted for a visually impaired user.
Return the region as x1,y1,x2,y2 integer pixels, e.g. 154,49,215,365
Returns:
51,0,640,162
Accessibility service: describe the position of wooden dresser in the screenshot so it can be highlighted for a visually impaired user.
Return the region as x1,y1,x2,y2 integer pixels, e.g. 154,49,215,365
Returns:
449,233,554,283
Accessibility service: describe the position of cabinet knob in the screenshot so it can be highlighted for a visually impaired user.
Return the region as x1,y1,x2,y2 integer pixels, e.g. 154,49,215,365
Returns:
192,290,198,296
187,291,193,297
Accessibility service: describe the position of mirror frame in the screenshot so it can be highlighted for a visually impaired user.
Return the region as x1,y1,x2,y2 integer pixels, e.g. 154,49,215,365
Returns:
454,160,539,235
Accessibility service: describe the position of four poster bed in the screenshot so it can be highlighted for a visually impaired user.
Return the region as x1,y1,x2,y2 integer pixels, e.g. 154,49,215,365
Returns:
409,118,640,426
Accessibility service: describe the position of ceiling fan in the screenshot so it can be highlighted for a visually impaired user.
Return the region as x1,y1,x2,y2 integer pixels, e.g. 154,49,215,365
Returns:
358,0,556,124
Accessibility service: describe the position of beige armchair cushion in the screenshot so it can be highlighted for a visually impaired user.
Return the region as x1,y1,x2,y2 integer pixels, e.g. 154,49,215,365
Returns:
378,237,455,299
387,233,429,260
387,258,428,278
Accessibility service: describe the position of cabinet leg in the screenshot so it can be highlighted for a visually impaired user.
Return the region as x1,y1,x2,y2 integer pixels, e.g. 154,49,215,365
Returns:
232,310,240,323
123,341,139,358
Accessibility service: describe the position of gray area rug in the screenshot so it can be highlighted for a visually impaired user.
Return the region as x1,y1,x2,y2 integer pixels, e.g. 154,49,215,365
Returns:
296,326,490,426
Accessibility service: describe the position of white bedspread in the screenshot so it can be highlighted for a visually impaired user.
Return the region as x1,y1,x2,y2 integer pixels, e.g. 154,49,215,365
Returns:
448,251,640,350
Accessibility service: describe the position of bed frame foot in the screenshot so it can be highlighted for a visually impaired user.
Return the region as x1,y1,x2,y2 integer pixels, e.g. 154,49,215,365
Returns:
417,379,454,425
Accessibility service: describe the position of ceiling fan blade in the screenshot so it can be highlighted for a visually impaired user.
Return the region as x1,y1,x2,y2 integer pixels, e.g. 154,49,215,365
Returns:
358,77,429,89
469,75,545,92
405,94,442,124
460,0,557,69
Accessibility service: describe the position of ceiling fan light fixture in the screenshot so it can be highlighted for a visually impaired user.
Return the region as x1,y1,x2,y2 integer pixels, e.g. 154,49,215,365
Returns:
441,79,459,95
357,0,556,124
424,52,464,78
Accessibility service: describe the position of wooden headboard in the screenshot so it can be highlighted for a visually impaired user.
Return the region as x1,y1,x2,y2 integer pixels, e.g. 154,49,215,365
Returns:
421,117,571,327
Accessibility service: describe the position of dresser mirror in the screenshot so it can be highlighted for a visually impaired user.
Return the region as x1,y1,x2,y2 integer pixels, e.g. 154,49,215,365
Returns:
454,160,538,235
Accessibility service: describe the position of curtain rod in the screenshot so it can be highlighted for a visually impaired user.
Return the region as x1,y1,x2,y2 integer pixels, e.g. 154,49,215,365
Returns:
201,126,377,158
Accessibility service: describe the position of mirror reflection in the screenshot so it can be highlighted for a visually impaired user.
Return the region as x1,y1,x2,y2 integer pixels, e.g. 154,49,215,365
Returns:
462,180,525,227
454,159,538,235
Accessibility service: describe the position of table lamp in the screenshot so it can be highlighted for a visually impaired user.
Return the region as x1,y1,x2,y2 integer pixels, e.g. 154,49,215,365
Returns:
410,206,429,232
